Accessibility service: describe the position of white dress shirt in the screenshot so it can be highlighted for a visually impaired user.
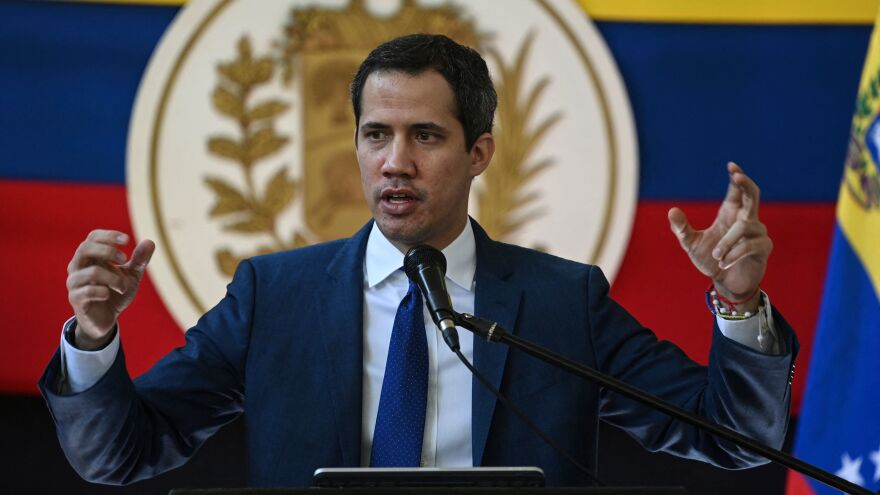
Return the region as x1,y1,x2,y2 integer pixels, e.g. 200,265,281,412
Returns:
361,221,476,467
59,220,778,467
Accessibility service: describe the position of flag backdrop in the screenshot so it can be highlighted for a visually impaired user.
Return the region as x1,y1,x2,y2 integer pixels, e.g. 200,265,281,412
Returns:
787,8,880,495
0,1,875,493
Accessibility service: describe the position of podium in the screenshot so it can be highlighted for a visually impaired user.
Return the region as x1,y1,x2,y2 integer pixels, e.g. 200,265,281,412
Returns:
169,489,687,494
169,467,687,494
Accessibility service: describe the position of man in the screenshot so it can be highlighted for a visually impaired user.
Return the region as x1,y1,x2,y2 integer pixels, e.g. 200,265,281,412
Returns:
41,34,796,487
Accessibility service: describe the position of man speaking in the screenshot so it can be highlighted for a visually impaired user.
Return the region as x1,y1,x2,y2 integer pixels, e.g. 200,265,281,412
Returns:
41,34,796,486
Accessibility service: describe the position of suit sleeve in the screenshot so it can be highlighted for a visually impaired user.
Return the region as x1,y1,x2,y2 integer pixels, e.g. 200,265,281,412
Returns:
589,266,798,468
38,260,258,485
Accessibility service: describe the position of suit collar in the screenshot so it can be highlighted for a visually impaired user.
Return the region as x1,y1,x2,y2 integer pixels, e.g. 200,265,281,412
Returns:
325,220,373,283
470,219,521,466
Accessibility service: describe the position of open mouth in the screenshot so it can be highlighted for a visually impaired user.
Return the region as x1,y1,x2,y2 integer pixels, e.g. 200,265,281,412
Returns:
379,188,420,213
381,187,419,202
384,192,415,203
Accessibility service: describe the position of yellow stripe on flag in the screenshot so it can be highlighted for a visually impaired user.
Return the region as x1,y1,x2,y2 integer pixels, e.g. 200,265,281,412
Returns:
63,0,880,25
838,6,880,298
838,184,880,298
578,0,879,24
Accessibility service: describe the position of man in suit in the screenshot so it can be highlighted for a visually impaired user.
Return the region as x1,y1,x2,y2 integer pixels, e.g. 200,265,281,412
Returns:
41,34,796,487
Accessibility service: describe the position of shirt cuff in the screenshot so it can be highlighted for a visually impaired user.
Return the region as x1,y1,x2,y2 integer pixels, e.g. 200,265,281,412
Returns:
715,292,780,355
59,317,120,393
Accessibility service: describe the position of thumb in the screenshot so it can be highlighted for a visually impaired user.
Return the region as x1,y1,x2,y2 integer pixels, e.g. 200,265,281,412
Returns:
128,239,156,273
668,207,697,249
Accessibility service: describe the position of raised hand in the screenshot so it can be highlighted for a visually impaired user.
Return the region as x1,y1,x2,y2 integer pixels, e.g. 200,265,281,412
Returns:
667,162,772,313
66,230,155,350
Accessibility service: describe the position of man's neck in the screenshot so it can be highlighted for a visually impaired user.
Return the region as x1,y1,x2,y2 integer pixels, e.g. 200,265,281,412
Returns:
365,219,477,291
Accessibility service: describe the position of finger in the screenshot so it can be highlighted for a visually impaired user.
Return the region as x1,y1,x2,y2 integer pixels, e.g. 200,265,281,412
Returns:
722,162,744,206
69,230,131,272
668,207,698,250
726,161,744,176
728,162,761,218
86,229,130,245
69,241,128,273
125,239,156,273
68,284,112,306
718,237,773,270
66,265,127,294
712,219,767,261
712,219,746,261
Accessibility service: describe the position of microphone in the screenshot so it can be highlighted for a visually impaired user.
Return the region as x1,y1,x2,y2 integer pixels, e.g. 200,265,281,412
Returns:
403,245,460,351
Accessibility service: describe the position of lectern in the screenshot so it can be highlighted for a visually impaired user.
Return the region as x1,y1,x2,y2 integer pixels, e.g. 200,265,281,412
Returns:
170,489,687,495
170,467,686,495
170,467,686,494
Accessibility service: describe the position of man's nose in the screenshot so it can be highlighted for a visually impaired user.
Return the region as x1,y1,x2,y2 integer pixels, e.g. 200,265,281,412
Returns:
382,138,416,177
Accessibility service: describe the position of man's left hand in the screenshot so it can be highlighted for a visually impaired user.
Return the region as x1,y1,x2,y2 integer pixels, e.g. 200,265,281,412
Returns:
667,162,772,313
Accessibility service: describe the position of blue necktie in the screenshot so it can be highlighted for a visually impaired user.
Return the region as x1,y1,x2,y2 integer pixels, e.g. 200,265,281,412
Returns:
370,280,429,467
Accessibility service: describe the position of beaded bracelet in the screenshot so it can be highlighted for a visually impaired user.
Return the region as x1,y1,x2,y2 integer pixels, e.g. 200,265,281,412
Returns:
704,283,761,320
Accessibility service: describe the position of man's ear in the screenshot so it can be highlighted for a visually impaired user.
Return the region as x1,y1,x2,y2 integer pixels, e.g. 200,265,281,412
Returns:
469,132,495,177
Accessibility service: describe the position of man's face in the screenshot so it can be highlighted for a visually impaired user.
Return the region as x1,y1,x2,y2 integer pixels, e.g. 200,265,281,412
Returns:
356,69,494,252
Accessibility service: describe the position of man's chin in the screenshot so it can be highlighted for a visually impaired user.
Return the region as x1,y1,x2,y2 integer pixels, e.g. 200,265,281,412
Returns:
374,219,425,251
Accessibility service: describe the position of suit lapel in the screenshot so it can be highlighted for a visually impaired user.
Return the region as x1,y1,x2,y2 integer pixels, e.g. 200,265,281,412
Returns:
470,220,522,466
315,222,372,467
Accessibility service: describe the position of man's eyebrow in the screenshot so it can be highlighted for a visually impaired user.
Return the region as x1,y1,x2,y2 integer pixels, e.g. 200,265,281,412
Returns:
360,121,389,130
412,122,447,132
359,122,448,132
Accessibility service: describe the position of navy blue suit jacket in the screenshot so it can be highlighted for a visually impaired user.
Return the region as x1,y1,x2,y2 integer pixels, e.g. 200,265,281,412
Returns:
40,220,797,486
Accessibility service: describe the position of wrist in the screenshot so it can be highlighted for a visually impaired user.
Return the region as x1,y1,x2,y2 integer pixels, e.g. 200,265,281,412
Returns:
67,321,116,351
706,283,761,318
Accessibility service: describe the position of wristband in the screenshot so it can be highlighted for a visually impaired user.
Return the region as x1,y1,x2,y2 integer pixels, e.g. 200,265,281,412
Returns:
705,283,761,320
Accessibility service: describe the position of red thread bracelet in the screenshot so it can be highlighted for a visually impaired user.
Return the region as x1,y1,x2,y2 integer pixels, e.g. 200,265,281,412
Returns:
706,282,760,317
712,284,760,307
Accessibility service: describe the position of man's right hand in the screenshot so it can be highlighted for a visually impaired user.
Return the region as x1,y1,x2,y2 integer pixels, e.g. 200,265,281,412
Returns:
66,230,155,350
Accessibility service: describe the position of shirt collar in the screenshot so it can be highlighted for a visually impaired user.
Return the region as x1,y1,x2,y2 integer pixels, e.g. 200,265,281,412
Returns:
364,220,476,292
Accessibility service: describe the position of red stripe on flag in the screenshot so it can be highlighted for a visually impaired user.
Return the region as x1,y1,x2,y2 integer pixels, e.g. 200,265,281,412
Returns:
0,179,183,394
785,470,818,495
610,201,835,412
1,180,835,411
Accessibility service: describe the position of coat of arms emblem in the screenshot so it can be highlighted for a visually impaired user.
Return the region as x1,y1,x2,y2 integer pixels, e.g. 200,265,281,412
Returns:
127,0,639,330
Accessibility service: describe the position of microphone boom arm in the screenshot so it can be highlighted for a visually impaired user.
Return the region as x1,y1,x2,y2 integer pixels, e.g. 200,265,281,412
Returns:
454,312,874,495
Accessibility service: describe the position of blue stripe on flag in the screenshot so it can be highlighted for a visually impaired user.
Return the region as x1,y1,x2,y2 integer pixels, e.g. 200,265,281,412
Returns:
597,22,870,201
793,224,880,494
0,2,872,202
0,1,177,185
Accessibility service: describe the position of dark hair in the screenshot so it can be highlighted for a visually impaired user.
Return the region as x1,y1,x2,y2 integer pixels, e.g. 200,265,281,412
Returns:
350,33,497,151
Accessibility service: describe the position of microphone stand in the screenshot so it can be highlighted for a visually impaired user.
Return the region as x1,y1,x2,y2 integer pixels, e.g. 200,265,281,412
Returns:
454,312,875,495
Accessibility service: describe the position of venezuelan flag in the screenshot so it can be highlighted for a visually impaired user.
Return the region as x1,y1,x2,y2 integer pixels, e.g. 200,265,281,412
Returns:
787,9,880,495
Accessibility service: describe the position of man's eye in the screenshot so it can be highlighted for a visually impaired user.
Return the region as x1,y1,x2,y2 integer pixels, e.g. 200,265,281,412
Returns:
416,132,436,142
366,131,386,140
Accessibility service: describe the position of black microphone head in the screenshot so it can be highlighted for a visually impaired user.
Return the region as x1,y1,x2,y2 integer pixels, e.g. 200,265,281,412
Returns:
404,245,447,281
404,244,459,351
